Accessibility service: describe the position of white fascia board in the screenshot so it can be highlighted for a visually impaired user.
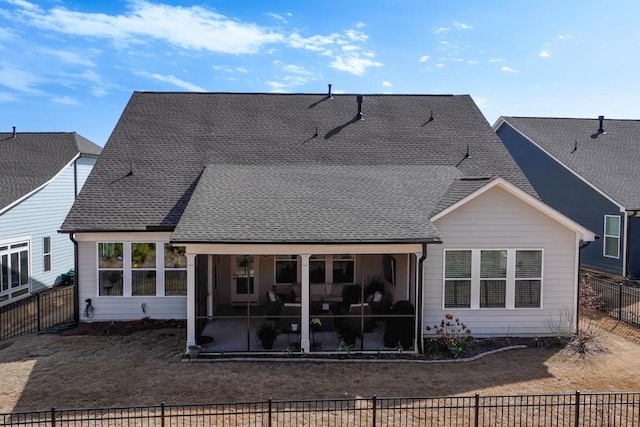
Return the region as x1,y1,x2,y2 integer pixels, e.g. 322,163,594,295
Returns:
73,231,174,242
430,177,597,242
0,153,81,216
185,242,423,255
497,118,624,211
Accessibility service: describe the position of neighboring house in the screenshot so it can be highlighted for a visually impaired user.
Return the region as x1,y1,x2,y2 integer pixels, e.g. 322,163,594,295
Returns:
494,116,640,280
60,91,594,354
0,130,101,306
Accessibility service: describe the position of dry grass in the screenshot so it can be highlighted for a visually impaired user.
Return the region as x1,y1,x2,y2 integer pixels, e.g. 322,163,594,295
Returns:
1,315,639,413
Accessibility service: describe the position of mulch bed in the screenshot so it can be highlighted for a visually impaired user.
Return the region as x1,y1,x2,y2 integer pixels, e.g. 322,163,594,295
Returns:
60,318,185,336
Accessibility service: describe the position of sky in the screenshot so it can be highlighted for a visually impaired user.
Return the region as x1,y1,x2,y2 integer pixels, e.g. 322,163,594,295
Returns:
1,0,640,146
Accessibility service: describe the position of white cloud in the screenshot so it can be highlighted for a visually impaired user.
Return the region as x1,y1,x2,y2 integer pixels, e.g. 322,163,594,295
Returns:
419,55,430,62
52,95,79,105
288,33,336,54
6,0,39,10
355,22,365,29
467,60,478,64
134,70,205,91
382,81,392,87
433,26,450,35
14,0,284,54
0,67,41,93
281,64,311,75
235,67,248,73
329,55,382,76
264,12,287,24
436,63,445,68
474,97,490,108
453,21,472,30
501,66,518,73
0,92,17,101
266,74,309,92
345,29,368,42
41,49,96,67
558,34,573,40
539,50,550,58
490,58,506,63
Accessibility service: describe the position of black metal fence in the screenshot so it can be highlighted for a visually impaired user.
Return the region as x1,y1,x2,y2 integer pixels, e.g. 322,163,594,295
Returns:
0,284,75,341
2,392,639,426
582,272,640,327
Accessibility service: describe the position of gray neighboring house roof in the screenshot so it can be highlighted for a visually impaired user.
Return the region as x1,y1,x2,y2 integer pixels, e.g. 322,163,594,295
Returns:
0,132,102,211
61,92,534,242
498,117,640,210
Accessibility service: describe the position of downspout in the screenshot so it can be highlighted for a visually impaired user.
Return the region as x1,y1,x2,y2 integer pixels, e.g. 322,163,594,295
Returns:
416,243,428,353
69,233,80,324
576,239,594,334
625,211,639,279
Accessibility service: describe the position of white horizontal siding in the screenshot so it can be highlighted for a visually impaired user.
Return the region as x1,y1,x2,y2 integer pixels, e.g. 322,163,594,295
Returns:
77,239,187,321
1,162,79,291
424,186,578,337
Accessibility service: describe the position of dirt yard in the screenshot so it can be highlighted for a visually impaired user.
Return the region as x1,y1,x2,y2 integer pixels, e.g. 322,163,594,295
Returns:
0,314,639,413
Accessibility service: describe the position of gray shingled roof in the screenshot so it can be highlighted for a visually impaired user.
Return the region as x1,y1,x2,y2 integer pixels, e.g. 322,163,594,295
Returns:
173,164,461,243
0,132,102,211
501,116,640,209
61,92,534,240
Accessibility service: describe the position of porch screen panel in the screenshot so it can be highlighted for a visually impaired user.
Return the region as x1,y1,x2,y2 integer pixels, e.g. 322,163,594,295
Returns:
164,244,187,295
132,243,156,296
275,255,297,284
515,250,542,308
444,250,471,308
98,243,123,296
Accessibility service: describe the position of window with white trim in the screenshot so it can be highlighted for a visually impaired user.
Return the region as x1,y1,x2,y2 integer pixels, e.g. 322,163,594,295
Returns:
444,249,543,309
604,215,620,258
0,241,30,302
98,243,124,296
131,243,156,296
164,244,186,296
310,255,326,284
275,255,297,284
43,237,51,272
444,250,472,308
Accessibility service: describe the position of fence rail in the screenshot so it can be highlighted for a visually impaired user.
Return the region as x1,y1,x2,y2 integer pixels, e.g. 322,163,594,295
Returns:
0,284,75,341
583,272,640,327
2,392,640,426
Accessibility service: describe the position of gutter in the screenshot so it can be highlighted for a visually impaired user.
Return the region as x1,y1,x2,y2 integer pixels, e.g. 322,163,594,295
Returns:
575,239,595,334
416,242,428,353
69,233,80,325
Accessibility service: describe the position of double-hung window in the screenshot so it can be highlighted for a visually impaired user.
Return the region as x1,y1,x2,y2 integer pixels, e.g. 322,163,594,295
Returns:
444,249,543,309
480,250,507,308
131,243,156,296
332,254,355,284
444,250,472,308
98,243,124,296
275,255,297,284
43,237,51,272
603,215,620,258
164,244,186,295
309,255,326,284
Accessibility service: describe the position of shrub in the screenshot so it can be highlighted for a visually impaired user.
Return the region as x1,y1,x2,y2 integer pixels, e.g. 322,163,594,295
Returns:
427,314,473,358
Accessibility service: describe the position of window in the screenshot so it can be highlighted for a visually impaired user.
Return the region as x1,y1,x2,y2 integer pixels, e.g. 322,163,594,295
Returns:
444,250,471,308
131,243,156,296
43,237,51,272
275,255,297,284
98,243,123,296
0,240,30,302
443,249,543,309
515,250,542,308
310,255,326,284
480,250,506,308
332,254,355,284
164,244,186,296
604,215,620,258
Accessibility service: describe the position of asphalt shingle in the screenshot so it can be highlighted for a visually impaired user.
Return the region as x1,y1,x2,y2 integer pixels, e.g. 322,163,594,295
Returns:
501,116,640,209
61,92,534,238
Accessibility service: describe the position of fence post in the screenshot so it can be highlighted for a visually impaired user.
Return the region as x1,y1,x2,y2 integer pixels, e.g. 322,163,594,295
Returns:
574,391,580,427
372,395,377,427
50,407,55,427
268,398,272,427
619,283,623,321
37,293,41,332
160,402,165,427
474,394,480,427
